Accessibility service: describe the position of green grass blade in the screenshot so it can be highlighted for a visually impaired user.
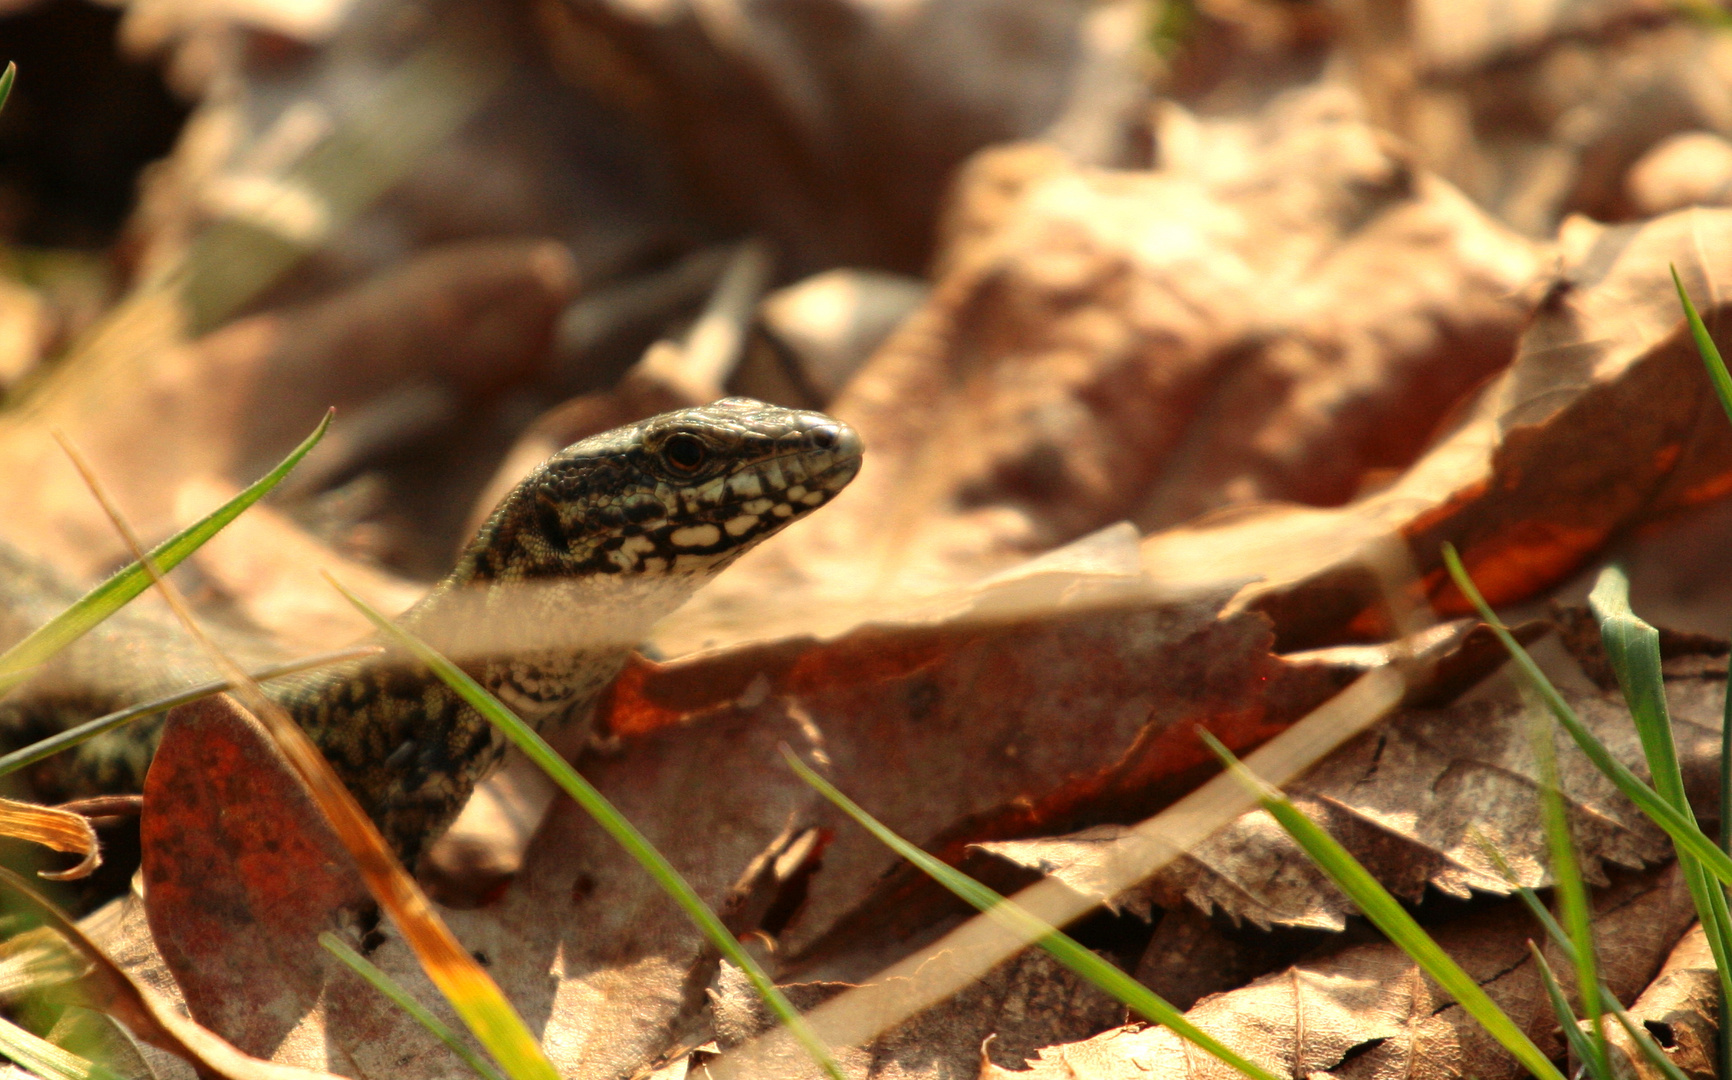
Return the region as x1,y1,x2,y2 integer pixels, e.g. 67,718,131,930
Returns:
329,579,845,1080
0,1014,124,1080
1529,944,1604,1080
0,63,15,118
1591,567,1692,811
1203,731,1568,1080
320,932,507,1080
779,747,1284,1080
1674,264,1732,1080
0,410,333,696
1523,692,1610,1077
1441,545,1732,887
1673,265,1732,427
0,645,376,780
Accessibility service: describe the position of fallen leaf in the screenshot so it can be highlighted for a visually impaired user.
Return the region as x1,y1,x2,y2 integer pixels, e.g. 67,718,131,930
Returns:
971,632,1718,930
657,85,1543,654
985,862,1696,1080
1602,920,1718,1080
1141,206,1732,651
0,797,98,881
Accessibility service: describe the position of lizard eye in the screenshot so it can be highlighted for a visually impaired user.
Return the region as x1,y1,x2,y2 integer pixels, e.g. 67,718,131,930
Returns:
662,433,708,473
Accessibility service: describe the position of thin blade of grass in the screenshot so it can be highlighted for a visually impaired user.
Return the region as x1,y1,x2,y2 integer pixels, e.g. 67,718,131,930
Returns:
1673,264,1732,426
1522,688,1610,1076
328,578,845,1080
1441,544,1732,885
0,1014,124,1080
1588,566,1732,1047
1529,944,1603,1078
0,63,15,117
778,744,1284,1080
1674,264,1732,1080
0,410,332,696
58,438,558,1080
1202,730,1568,1080
0,645,378,780
318,932,506,1080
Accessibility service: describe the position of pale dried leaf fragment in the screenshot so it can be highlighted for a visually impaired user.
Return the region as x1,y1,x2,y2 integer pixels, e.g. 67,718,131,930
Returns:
992,864,1696,1080
0,797,100,881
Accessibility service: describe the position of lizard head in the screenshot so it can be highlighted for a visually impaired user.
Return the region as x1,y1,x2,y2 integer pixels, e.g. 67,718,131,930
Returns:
461,397,862,586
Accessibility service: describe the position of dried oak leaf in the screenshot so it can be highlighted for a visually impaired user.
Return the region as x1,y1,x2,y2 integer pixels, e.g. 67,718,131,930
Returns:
134,686,828,1078
1142,206,1732,651
1602,920,1718,1080
987,863,1696,1080
971,639,1721,931
656,85,1542,655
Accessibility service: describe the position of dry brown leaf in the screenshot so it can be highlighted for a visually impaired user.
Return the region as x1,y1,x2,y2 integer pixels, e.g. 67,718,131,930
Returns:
657,85,1543,654
971,639,1717,930
1602,921,1718,1080
987,863,1696,1080
1141,205,1732,651
707,948,1124,1080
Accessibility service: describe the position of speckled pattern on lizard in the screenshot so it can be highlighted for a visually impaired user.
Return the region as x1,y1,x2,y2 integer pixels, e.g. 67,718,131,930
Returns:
0,398,862,866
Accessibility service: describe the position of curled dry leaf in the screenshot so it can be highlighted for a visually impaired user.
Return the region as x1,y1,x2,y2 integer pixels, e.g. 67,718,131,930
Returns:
987,863,1696,1080
657,85,1543,654
1142,205,1732,651
971,635,1718,930
1602,921,1718,1080
0,797,99,881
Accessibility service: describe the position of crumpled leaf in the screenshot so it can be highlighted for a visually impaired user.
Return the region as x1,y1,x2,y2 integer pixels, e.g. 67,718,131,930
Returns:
971,636,1721,930
656,84,1543,655
1603,920,1718,1080
1141,206,1732,651
986,862,1697,1080
603,570,1357,976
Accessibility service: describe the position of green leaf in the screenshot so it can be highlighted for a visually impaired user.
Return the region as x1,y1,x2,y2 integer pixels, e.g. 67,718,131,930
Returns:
329,578,845,1080
0,410,332,697
1203,730,1568,1080
780,745,1285,1080
0,63,15,118
320,932,506,1080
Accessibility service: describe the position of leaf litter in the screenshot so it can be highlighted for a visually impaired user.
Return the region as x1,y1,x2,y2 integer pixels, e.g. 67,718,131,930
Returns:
11,2,1732,1079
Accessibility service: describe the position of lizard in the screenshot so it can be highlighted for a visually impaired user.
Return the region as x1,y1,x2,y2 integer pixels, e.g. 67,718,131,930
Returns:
0,397,862,866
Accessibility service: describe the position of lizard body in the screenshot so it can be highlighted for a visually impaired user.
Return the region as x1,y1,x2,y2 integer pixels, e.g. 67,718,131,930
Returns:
0,398,862,864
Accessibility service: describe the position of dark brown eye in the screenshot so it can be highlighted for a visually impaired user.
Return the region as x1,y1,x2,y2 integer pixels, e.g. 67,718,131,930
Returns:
662,433,708,472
